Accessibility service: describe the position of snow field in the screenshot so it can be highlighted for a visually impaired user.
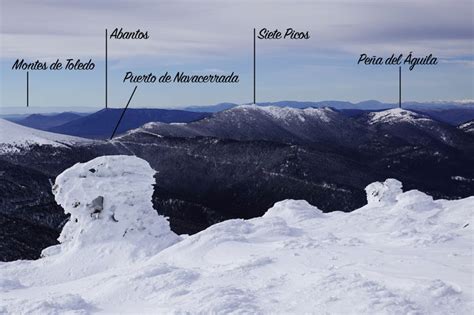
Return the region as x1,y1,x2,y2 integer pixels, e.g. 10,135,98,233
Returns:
0,156,472,314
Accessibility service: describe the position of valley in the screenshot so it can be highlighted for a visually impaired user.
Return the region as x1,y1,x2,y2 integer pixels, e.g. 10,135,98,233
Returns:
1,105,473,261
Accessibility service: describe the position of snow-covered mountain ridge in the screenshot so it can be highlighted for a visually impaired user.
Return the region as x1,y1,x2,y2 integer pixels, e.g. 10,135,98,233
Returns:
0,118,90,153
227,104,335,122
136,106,444,141
130,104,373,149
0,156,472,314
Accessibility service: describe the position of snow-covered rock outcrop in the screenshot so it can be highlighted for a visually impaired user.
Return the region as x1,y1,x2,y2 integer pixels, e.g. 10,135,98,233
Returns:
365,178,403,205
11,156,180,285
0,157,472,314
47,155,179,255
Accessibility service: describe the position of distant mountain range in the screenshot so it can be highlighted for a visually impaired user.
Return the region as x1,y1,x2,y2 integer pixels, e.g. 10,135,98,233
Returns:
10,108,210,139
49,108,210,139
184,100,474,125
184,102,238,113
13,112,87,130
6,100,474,139
2,105,473,260
184,100,474,112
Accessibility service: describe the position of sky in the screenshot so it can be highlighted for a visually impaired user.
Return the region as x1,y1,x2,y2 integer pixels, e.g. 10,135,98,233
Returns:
1,0,473,111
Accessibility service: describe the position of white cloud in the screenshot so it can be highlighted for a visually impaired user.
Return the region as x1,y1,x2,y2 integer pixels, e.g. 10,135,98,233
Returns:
1,0,472,62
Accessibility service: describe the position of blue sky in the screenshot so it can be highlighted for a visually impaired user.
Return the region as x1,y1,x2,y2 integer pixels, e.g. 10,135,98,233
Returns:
1,0,473,111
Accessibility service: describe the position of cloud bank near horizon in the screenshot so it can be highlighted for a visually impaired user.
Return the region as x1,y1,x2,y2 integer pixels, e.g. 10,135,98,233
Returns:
1,0,473,108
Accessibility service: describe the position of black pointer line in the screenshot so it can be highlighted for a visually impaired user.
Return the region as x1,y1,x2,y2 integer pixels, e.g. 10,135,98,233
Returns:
253,28,256,104
110,85,138,140
105,28,108,109
399,66,402,109
26,71,29,107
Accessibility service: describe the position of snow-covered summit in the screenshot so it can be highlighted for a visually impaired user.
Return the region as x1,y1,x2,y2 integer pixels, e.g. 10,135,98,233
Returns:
0,158,472,314
368,108,431,125
229,104,336,122
0,118,89,153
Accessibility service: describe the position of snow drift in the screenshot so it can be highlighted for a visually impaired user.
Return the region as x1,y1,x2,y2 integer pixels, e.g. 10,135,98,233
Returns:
0,155,472,314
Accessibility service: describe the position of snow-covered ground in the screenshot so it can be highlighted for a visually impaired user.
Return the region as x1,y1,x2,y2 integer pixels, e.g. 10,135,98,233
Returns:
0,156,472,314
0,118,90,153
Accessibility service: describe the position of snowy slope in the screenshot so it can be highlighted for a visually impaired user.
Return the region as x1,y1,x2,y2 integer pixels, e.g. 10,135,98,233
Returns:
459,120,474,134
0,118,90,153
0,156,472,314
